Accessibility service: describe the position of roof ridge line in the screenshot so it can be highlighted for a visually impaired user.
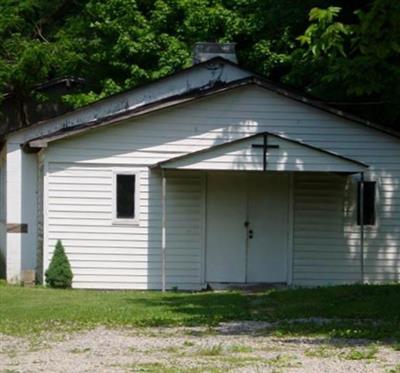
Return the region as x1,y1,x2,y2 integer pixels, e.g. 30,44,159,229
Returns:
23,77,400,152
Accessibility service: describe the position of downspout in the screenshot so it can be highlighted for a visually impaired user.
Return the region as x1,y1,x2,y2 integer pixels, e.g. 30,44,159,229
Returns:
359,172,365,284
161,169,167,292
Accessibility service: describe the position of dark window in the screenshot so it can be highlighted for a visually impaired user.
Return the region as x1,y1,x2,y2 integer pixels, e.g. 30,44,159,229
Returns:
116,174,135,219
357,181,376,225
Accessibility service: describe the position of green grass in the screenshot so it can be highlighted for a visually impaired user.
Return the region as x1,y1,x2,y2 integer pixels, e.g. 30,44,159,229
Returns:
387,364,400,373
1,284,400,338
125,362,223,373
266,354,301,369
196,344,224,356
69,347,91,354
340,345,378,360
304,346,335,358
228,344,253,353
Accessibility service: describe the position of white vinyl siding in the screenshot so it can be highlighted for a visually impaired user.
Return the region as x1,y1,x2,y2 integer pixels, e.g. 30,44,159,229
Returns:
46,164,203,289
160,134,365,173
362,174,400,282
44,85,400,288
292,173,361,285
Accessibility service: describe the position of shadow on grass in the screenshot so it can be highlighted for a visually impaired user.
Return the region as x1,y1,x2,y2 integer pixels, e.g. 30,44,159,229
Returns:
123,284,400,341
124,291,253,325
2,283,400,343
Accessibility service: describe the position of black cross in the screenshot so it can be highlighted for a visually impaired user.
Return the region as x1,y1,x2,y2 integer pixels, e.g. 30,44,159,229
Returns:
252,134,280,171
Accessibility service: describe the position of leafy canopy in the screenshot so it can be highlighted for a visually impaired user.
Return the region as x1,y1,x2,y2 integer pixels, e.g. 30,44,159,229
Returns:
286,0,400,125
0,0,398,126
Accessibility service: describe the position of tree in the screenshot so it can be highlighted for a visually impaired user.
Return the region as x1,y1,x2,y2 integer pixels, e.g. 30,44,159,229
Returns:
0,0,359,106
0,0,87,124
0,0,397,127
45,240,73,288
285,1,400,126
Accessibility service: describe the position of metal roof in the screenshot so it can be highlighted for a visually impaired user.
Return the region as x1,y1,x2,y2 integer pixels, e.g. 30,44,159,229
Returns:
23,74,400,152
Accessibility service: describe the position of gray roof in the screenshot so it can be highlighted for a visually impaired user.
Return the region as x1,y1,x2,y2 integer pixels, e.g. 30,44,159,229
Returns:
23,73,400,152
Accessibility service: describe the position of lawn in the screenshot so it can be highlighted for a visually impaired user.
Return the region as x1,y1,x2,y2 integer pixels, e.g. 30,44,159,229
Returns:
1,281,400,340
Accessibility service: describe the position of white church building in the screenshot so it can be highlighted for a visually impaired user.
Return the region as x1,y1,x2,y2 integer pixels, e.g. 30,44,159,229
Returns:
1,43,399,290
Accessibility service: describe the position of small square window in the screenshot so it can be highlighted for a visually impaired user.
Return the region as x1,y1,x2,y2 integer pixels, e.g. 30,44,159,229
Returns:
357,181,376,226
113,171,139,223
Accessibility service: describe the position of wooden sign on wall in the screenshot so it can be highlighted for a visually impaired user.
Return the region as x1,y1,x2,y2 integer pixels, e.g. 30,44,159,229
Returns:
7,223,28,233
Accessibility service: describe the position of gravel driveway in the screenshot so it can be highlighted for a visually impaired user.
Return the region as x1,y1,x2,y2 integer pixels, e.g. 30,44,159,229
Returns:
1,322,399,372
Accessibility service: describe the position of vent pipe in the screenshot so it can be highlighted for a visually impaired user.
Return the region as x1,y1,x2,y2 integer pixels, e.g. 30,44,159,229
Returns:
193,42,237,64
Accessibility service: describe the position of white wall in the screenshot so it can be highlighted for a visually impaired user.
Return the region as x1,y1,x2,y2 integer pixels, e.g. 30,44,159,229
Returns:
292,172,360,285
46,165,203,289
5,142,38,282
4,61,250,282
161,134,365,173
41,85,400,288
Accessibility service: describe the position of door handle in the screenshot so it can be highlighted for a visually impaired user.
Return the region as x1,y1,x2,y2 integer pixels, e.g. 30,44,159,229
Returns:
248,229,253,239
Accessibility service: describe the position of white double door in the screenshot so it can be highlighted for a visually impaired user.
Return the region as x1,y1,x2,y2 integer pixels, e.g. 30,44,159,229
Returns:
206,172,290,283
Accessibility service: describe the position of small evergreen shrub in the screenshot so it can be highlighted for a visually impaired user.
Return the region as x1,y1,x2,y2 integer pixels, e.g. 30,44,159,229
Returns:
45,240,73,288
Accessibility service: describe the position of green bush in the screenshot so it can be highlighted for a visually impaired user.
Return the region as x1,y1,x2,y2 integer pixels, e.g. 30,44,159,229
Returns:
45,240,73,288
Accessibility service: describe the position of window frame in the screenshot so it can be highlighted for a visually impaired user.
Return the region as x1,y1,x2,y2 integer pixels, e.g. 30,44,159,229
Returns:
357,180,376,226
112,169,140,225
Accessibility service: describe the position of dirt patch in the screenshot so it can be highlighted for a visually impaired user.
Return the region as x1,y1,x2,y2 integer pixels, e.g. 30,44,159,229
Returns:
1,322,399,372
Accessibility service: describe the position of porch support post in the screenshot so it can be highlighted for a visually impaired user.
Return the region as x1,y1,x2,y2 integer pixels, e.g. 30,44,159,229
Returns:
161,169,167,292
359,172,365,284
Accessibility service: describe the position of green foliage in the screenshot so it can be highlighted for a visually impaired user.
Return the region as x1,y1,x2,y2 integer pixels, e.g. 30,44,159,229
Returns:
0,0,398,125
0,0,85,99
286,0,400,125
297,6,351,58
0,0,350,105
45,240,73,289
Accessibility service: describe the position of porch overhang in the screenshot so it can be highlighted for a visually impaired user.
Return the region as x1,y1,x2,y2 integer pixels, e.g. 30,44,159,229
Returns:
152,132,368,173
